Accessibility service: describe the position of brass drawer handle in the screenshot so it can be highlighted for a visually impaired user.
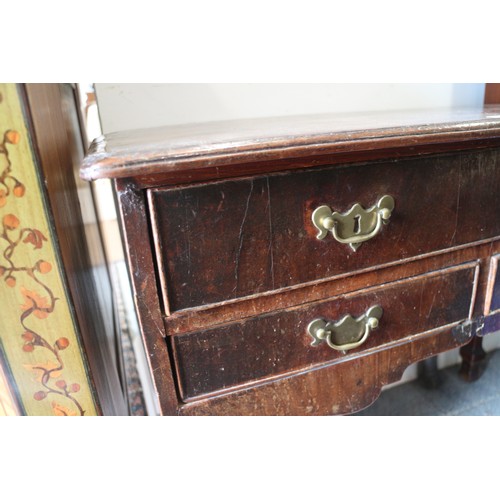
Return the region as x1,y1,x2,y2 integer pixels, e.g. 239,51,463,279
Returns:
312,195,395,251
307,305,383,352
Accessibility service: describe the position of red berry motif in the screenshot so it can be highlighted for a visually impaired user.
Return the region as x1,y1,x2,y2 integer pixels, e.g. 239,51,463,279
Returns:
0,126,86,414
55,337,69,350
33,391,46,401
56,380,67,389
13,182,25,197
3,213,20,230
37,261,52,274
22,331,35,342
5,130,20,145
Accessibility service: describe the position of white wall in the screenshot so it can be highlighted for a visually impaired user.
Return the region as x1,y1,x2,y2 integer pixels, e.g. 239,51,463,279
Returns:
95,83,486,134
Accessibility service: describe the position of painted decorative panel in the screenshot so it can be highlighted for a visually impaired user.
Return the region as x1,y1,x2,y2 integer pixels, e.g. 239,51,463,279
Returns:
0,83,98,416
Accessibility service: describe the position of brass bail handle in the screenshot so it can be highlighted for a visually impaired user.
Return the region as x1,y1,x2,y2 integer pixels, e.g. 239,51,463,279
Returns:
307,305,383,352
312,195,395,251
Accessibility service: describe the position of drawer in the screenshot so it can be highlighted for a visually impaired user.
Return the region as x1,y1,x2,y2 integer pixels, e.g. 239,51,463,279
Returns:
150,149,500,312
172,263,477,401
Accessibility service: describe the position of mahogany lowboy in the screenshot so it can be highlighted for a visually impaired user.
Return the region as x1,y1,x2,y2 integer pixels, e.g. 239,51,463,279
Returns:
82,108,500,415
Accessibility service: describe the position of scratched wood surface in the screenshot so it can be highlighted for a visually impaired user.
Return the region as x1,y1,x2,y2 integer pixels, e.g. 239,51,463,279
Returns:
150,149,500,311
172,264,476,400
163,240,500,335
81,106,500,183
178,326,475,415
115,179,180,415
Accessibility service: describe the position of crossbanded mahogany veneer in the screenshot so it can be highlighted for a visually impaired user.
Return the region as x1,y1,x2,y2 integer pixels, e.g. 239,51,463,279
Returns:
81,108,500,415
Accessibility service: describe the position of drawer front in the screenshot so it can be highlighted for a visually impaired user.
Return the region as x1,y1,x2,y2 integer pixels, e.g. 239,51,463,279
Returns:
172,264,477,401
150,149,500,312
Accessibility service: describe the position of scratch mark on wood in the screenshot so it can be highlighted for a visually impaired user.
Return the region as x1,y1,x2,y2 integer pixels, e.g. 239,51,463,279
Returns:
234,179,254,295
450,156,461,245
417,280,425,331
426,284,440,320
138,297,166,338
266,177,275,289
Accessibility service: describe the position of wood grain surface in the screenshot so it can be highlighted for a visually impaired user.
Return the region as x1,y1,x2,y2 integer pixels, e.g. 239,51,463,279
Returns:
151,149,500,311
163,240,500,335
81,106,500,183
172,264,476,400
178,326,475,415
115,179,181,415
485,84,500,105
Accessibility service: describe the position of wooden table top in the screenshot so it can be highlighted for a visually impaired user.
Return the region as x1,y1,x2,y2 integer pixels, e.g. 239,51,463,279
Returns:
81,106,500,181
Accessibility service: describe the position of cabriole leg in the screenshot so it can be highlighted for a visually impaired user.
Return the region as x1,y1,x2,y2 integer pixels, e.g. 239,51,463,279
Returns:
459,336,488,382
